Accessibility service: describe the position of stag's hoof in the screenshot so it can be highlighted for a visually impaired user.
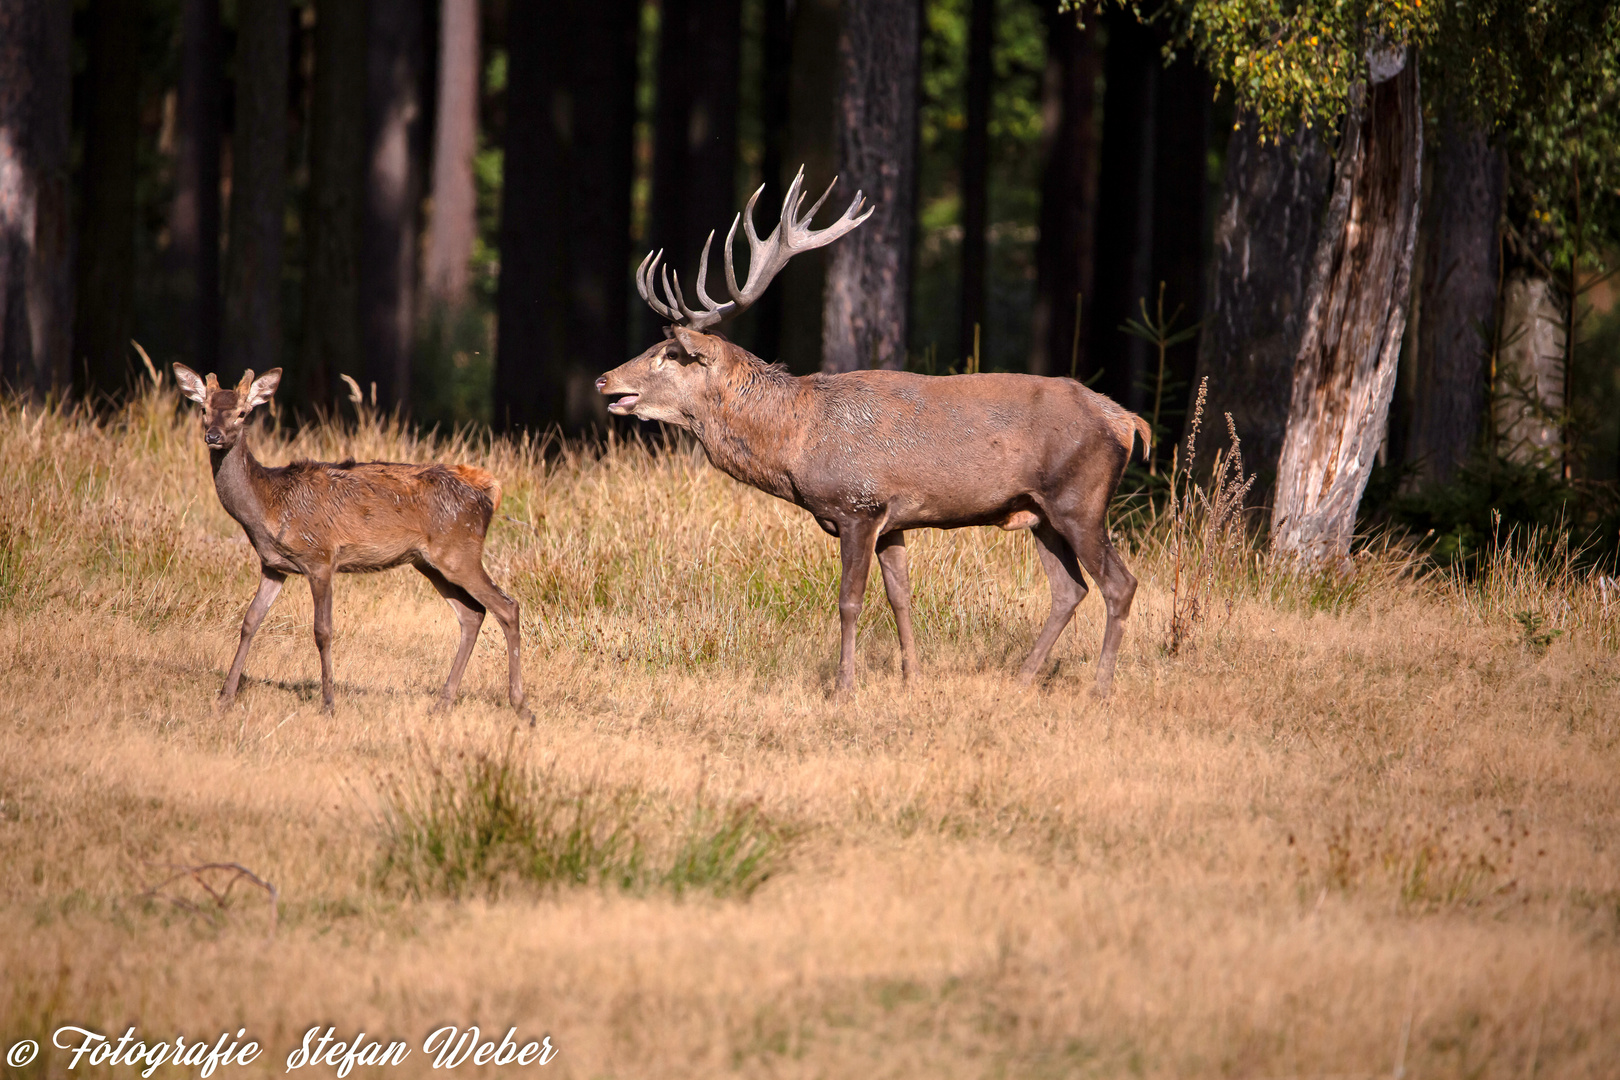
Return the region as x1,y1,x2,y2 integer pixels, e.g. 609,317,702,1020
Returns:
515,703,536,727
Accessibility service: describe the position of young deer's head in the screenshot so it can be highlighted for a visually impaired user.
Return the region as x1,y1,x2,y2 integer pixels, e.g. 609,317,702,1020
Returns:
173,364,281,450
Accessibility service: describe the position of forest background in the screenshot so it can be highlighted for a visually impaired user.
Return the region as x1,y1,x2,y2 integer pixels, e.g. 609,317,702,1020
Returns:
1,0,1618,565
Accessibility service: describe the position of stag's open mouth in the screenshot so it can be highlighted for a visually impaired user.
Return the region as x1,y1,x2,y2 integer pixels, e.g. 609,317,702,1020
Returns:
605,393,640,415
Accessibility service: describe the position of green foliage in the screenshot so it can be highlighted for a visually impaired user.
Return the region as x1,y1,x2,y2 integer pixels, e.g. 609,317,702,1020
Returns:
1513,608,1563,653
376,739,783,902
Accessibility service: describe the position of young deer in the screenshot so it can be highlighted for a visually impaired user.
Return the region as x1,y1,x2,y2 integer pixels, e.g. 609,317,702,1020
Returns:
174,364,531,720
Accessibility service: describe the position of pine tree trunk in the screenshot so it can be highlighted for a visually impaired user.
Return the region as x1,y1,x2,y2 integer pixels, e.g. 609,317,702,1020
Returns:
1192,116,1333,484
1407,111,1503,486
749,0,793,363
423,0,480,311
361,0,426,411
0,0,73,399
74,0,143,399
1086,6,1155,407
821,0,920,373
302,0,369,409
1029,5,1099,379
959,0,993,366
776,0,839,374
495,0,638,433
223,0,289,385
1272,55,1423,563
649,0,742,345
1150,51,1209,440
172,0,224,375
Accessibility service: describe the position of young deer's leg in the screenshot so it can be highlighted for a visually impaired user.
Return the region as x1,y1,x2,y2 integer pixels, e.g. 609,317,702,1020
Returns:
835,519,881,693
1017,523,1088,685
875,530,919,681
1052,515,1136,698
218,567,285,707
307,566,338,712
441,560,533,724
417,565,485,711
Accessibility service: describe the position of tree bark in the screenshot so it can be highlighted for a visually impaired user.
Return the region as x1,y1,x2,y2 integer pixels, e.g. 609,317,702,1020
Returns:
959,0,993,366
302,0,369,409
0,0,73,399
361,0,427,411
1272,56,1423,563
1086,5,1155,407
423,0,480,311
223,0,289,386
1193,115,1333,485
74,0,143,399
172,0,224,375
494,0,638,433
821,0,920,373
1030,5,1099,379
648,0,742,345
1407,111,1503,486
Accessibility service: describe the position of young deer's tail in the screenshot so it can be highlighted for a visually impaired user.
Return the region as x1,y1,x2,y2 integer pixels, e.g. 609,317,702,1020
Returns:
1131,413,1153,463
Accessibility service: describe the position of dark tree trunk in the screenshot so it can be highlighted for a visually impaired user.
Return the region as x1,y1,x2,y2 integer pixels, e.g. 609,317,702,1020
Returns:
1273,55,1423,562
1030,5,1108,380
777,0,840,374
1149,51,1209,440
648,0,742,344
361,0,427,411
749,0,793,363
821,0,920,373
1193,115,1333,484
301,0,369,410
172,0,224,375
223,0,289,386
1407,111,1503,486
74,0,142,399
1087,6,1155,407
1030,5,1099,379
495,0,638,433
0,0,73,399
423,0,480,311
959,0,993,366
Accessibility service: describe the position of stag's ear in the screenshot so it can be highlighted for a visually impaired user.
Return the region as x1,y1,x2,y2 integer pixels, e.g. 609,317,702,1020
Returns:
672,327,721,365
172,363,210,405
243,368,282,410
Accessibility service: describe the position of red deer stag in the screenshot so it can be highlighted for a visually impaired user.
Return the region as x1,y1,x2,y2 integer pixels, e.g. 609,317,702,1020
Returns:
596,168,1150,696
173,364,531,720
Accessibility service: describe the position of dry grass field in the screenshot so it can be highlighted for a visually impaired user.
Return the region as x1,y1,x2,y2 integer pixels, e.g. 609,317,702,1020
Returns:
2,384,1618,1079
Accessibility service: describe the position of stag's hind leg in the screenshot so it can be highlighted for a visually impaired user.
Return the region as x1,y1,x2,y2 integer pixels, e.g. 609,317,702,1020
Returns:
307,565,338,712
834,519,882,692
1051,512,1137,697
417,564,486,711
219,567,285,707
1017,523,1088,685
876,530,919,681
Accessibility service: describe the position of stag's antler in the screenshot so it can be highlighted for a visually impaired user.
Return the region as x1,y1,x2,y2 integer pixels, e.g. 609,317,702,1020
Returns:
637,166,873,330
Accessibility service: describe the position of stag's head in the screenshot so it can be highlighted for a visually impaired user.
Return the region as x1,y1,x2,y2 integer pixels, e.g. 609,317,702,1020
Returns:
597,167,871,426
173,363,281,450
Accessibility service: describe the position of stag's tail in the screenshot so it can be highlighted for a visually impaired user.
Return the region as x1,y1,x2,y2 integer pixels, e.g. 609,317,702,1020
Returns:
452,464,503,515
1131,414,1153,463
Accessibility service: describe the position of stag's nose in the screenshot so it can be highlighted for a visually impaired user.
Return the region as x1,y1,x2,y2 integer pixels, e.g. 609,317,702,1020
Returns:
594,376,607,393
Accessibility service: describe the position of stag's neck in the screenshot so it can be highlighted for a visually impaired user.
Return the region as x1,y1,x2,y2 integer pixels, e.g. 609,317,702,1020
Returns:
210,439,273,536
689,364,810,502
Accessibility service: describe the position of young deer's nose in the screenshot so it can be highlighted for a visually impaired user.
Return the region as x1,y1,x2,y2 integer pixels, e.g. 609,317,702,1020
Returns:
205,430,224,446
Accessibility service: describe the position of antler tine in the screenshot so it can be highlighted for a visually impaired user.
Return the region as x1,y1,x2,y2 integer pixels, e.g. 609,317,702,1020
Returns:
792,189,872,253
724,210,746,302
693,229,733,319
638,250,679,320
795,175,838,234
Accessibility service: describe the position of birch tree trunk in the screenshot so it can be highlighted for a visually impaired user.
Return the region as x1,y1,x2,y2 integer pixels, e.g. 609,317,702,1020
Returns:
1271,53,1423,563
821,0,920,373
422,0,480,311
0,0,73,399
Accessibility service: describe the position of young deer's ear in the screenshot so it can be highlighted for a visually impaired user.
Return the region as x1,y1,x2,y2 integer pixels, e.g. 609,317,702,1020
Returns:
172,363,210,405
244,368,282,410
672,327,720,365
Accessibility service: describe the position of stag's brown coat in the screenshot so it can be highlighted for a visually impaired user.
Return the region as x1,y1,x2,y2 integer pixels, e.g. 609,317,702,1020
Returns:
174,364,531,718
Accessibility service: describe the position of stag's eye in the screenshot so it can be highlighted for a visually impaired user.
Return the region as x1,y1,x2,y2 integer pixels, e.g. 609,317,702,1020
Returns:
665,348,679,360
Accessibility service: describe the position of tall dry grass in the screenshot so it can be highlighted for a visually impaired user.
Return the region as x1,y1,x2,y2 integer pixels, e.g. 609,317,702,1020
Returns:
1,382,1617,1078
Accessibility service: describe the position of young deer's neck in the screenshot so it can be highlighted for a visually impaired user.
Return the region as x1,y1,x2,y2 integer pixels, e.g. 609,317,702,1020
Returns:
210,437,271,532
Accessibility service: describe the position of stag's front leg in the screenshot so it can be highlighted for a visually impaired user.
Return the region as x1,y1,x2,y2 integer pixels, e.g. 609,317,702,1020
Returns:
307,566,337,712
219,567,285,707
835,520,881,692
875,530,918,681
